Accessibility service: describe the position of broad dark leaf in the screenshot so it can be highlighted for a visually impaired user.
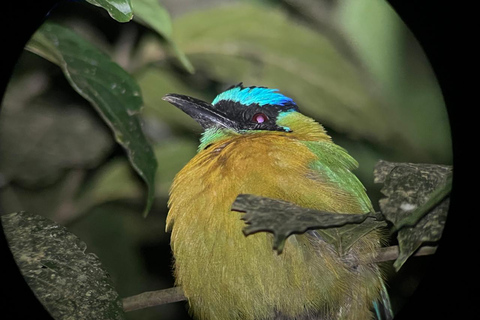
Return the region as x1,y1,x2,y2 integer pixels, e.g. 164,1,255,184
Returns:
26,22,157,216
374,160,452,270
2,212,125,319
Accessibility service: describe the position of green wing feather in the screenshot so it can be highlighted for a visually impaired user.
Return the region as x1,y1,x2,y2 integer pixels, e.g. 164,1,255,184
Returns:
302,140,374,213
374,278,394,320
304,141,393,319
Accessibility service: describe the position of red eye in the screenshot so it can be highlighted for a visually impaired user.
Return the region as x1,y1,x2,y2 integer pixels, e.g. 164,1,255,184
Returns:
252,113,268,123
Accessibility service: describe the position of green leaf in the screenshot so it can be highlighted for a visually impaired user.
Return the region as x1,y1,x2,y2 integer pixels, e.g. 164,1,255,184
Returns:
26,22,157,217
167,40,195,74
86,0,134,22
337,0,451,163
172,4,399,143
2,212,125,320
374,160,452,271
132,0,194,73
136,66,208,128
153,139,198,195
232,194,383,254
131,0,172,38
76,158,143,215
75,138,197,214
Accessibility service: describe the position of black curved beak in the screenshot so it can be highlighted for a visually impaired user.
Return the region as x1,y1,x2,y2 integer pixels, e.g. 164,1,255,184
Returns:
162,94,238,130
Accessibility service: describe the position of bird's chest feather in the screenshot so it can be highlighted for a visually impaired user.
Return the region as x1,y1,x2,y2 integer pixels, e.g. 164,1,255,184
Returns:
167,135,317,238
166,135,364,320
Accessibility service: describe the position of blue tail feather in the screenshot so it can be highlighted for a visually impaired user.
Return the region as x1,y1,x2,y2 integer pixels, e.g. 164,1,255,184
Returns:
373,279,394,320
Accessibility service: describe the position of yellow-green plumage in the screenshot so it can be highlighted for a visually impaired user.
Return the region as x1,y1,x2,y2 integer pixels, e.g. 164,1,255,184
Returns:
167,111,385,320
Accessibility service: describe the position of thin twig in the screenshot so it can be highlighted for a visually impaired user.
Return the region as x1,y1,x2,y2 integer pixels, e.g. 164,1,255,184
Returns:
372,245,437,263
122,244,437,312
122,286,186,312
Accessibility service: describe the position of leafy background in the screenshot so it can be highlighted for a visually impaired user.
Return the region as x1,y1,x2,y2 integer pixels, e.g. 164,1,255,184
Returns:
0,0,451,319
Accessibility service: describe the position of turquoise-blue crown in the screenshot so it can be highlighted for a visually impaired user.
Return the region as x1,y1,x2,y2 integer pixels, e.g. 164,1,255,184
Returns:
212,84,296,107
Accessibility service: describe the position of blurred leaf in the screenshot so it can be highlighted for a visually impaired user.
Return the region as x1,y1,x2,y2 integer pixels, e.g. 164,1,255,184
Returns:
131,0,172,38
2,211,125,320
167,40,195,74
76,158,143,215
26,22,157,217
153,139,198,194
337,0,402,99
0,169,87,224
0,103,113,186
337,0,451,162
136,66,207,128
86,0,134,22
232,194,384,254
374,160,451,271
76,138,197,213
172,4,402,144
132,0,194,73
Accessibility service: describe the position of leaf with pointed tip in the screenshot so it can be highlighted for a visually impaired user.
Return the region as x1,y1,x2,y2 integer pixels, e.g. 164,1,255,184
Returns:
131,0,171,38
231,194,382,254
86,0,134,22
26,22,157,217
2,212,125,319
374,160,451,271
132,0,194,73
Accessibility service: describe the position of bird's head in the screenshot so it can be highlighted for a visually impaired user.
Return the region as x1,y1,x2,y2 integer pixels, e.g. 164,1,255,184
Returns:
162,83,329,149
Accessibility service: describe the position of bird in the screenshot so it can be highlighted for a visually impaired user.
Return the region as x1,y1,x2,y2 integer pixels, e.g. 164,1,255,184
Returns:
162,83,391,320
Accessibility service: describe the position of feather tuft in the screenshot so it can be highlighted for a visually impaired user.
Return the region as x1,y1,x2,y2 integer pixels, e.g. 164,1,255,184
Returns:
212,84,296,107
